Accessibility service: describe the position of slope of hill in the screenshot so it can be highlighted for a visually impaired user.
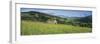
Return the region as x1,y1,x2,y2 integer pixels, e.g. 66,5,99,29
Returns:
21,11,92,28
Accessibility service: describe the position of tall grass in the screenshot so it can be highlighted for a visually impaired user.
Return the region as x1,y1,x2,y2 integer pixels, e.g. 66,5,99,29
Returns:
21,20,92,35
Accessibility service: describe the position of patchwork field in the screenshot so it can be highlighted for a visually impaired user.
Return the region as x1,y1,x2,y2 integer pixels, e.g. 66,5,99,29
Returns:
21,20,92,35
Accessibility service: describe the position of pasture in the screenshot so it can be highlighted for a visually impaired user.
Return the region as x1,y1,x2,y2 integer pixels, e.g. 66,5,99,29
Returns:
21,20,92,35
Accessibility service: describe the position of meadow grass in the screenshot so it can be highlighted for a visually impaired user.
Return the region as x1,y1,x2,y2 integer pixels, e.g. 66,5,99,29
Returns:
21,20,92,35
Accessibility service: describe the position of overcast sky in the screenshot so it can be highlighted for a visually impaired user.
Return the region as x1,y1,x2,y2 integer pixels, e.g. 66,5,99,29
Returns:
21,8,92,17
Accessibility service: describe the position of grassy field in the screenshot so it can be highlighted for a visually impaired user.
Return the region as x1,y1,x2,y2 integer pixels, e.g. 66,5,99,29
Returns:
21,20,92,35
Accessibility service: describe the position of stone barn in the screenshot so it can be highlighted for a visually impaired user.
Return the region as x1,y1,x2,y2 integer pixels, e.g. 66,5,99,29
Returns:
47,18,57,24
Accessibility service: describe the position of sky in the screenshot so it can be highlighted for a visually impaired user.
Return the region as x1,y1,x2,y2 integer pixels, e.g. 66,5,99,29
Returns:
21,8,92,17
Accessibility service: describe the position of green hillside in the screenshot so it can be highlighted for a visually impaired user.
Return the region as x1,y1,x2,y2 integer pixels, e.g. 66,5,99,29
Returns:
21,11,92,35
21,20,92,35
